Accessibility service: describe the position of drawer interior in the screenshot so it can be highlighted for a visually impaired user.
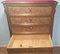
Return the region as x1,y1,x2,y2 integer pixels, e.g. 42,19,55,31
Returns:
7,34,53,48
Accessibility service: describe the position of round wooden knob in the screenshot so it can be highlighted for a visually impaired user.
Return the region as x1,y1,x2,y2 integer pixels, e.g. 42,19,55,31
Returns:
30,27,33,30
20,44,22,47
29,18,32,22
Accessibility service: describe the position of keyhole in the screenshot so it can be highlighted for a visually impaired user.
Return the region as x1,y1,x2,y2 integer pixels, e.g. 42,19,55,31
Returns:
29,8,32,12
28,8,32,12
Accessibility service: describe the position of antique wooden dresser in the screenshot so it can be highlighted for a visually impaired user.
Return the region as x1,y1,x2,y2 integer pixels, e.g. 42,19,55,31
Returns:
2,1,57,54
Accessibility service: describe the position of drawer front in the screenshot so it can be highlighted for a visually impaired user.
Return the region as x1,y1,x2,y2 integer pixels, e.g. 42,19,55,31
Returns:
8,52,51,54
11,25,49,34
8,7,52,16
10,17,51,25
8,48,52,54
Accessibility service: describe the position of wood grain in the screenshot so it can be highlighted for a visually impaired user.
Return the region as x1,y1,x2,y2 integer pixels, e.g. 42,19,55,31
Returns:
3,2,57,36
10,16,51,25
7,6,52,16
11,25,50,34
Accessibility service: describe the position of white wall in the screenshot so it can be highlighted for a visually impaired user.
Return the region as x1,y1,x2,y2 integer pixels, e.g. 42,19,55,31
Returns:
0,0,60,47
0,0,10,47
53,1,60,46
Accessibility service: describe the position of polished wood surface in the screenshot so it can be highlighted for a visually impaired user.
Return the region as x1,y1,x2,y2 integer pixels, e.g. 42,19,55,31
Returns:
11,25,50,35
7,6,52,16
10,17,51,25
10,16,51,34
3,2,57,36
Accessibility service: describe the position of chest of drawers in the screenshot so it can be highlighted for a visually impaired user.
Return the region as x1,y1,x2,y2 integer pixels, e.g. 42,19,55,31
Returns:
3,1,57,54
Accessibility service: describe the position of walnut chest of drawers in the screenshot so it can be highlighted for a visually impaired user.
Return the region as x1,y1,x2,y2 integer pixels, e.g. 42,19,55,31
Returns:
3,1,57,54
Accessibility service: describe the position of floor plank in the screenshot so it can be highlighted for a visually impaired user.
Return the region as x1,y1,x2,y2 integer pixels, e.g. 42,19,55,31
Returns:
53,46,60,54
0,46,60,54
0,47,8,54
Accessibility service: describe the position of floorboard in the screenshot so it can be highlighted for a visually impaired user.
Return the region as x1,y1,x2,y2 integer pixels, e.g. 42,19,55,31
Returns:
0,47,8,54
0,47,60,54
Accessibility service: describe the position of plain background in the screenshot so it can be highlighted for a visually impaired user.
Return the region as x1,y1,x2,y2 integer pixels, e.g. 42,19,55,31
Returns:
0,0,60,47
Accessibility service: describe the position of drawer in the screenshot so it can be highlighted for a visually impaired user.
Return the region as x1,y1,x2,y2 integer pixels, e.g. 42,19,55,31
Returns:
8,52,52,54
10,17,51,25
8,7,52,16
11,25,50,34
7,34,53,53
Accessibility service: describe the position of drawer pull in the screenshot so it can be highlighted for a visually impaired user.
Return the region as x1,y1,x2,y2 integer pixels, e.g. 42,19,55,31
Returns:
29,18,32,22
30,27,33,30
20,44,22,47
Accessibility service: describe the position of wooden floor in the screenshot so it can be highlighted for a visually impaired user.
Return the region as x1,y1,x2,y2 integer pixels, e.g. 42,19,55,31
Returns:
0,47,60,54
53,47,60,54
0,47,8,54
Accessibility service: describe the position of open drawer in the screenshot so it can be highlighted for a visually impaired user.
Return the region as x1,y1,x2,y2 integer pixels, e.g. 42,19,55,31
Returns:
7,34,53,54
